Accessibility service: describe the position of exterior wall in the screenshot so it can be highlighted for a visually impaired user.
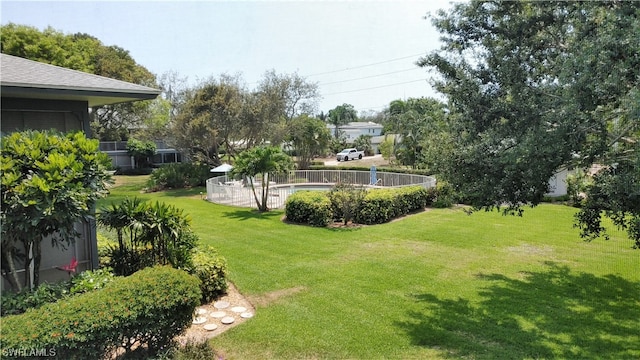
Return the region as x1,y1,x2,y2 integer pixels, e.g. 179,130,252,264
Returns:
0,97,97,291
327,122,384,143
547,167,575,197
1,98,89,134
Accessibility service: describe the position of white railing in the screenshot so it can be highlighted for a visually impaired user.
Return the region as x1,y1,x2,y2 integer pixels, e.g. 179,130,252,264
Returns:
206,170,436,209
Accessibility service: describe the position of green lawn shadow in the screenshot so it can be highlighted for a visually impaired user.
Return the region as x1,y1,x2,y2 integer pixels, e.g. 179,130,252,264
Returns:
398,261,640,359
221,208,283,221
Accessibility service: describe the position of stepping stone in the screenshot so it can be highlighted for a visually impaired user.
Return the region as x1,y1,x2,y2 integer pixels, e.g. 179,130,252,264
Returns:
214,301,230,309
210,311,227,318
196,308,208,315
240,312,254,319
203,323,218,331
231,306,247,313
221,316,235,325
192,316,207,325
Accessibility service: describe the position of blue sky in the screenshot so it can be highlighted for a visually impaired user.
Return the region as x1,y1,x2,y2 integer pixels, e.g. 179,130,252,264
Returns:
1,1,457,115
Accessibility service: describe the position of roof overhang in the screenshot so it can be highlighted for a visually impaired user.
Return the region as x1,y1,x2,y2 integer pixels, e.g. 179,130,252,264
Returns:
1,84,160,107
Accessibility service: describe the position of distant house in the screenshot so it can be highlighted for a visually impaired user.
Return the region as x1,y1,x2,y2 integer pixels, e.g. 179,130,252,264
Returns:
1,53,160,289
327,121,385,153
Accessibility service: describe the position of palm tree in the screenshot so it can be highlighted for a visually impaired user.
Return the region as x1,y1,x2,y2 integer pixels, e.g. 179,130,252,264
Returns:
232,146,294,211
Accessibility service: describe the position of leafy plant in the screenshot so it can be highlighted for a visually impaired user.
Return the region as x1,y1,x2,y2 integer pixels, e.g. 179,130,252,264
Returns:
126,138,157,169
147,162,211,191
97,198,197,275
69,268,115,295
285,191,333,227
1,130,112,291
189,246,229,303
328,183,366,225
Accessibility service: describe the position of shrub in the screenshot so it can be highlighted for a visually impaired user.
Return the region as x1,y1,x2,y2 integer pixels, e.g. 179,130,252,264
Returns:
1,282,70,317
285,191,333,227
98,198,198,276
355,186,430,225
0,266,201,359
69,268,115,295
328,183,366,225
147,163,210,191
433,181,456,208
189,246,229,303
355,189,397,225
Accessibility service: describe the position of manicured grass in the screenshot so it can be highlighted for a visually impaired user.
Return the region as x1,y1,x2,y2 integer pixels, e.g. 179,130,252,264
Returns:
100,176,640,359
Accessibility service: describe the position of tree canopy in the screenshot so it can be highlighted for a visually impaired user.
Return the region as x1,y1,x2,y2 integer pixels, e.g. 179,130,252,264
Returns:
419,1,639,246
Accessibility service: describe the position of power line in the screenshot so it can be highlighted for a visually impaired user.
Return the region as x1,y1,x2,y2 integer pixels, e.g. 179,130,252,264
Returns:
318,68,421,86
322,79,427,96
305,52,426,77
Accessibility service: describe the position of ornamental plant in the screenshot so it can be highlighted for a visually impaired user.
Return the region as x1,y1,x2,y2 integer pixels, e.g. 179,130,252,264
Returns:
1,130,112,291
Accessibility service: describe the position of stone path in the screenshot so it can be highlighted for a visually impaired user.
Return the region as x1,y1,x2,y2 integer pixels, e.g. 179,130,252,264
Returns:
177,283,255,344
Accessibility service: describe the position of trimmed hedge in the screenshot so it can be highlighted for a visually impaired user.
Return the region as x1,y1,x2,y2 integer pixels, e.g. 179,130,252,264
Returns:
285,191,333,227
284,186,432,226
309,165,432,176
0,266,201,359
146,162,211,191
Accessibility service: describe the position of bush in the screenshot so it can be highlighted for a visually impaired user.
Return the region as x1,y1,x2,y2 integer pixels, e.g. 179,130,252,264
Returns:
285,191,333,227
98,198,198,276
189,246,229,304
433,181,456,208
147,163,211,191
355,186,430,225
0,266,201,359
69,268,115,295
1,282,70,317
114,167,154,175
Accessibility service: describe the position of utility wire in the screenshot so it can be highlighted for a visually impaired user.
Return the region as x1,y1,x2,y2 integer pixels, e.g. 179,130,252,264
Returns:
305,52,426,77
322,79,427,96
318,68,421,86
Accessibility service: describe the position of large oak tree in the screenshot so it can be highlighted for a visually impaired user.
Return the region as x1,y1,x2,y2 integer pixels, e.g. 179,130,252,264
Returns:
420,1,639,247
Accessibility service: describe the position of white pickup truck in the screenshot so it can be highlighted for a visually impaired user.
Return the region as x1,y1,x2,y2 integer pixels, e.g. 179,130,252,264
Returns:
336,148,364,161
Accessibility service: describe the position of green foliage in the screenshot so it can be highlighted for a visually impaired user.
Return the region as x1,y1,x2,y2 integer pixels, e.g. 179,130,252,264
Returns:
419,1,640,248
97,198,197,275
126,138,157,169
168,340,218,360
0,266,201,359
566,170,591,207
1,282,70,317
285,191,333,227
575,158,640,248
327,103,358,138
328,183,366,225
353,135,374,156
379,136,395,162
147,162,211,191
288,114,331,169
1,130,112,290
433,181,456,208
69,268,115,295
189,246,229,303
355,186,430,225
232,146,295,211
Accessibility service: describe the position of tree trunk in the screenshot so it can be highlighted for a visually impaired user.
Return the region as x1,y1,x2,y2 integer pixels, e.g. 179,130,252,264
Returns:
33,239,42,287
1,246,22,292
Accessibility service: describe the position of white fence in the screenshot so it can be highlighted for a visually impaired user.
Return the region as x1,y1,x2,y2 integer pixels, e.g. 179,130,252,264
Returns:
206,170,436,209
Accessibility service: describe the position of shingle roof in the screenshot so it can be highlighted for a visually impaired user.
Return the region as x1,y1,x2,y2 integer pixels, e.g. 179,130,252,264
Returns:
1,54,161,106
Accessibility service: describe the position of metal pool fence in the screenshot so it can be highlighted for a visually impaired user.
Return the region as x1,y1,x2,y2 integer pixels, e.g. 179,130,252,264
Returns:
206,170,436,209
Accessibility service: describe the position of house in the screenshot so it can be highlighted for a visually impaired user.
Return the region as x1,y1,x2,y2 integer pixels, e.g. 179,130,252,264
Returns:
327,121,385,153
1,53,160,289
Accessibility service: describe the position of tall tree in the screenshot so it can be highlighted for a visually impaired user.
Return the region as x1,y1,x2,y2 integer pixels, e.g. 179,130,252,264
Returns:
327,103,358,138
255,70,320,145
419,1,640,246
288,115,331,169
171,74,245,165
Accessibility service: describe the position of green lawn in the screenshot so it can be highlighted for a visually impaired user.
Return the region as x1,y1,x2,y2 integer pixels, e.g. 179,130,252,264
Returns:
100,176,640,359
